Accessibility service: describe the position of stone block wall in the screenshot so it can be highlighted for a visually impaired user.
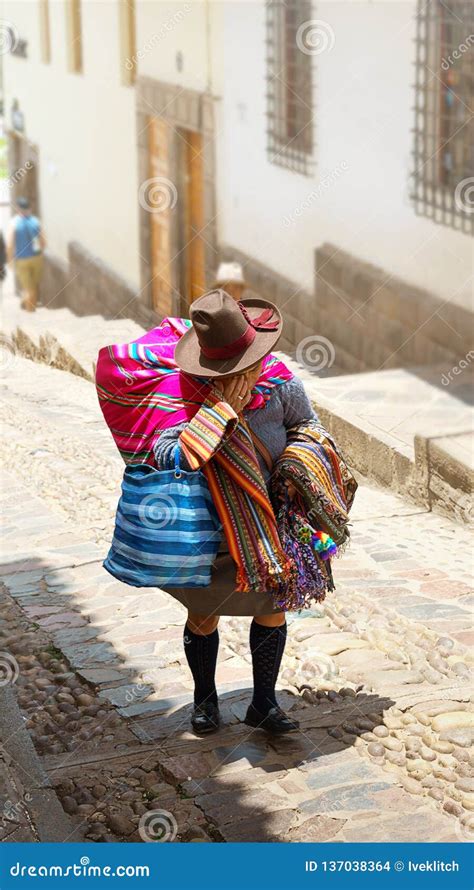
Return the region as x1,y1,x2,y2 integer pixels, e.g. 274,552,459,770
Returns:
38,235,472,377
40,242,156,328
314,243,474,372
220,242,473,373
218,244,317,356
39,252,71,309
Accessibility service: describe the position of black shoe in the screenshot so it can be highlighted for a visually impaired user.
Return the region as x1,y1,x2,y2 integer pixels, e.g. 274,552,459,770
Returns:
244,703,299,734
191,702,220,735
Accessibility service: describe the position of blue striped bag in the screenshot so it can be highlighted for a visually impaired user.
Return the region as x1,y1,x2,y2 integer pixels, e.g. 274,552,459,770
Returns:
104,444,223,588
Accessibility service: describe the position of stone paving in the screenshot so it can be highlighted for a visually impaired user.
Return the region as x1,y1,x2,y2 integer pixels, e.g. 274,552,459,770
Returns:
0,356,472,843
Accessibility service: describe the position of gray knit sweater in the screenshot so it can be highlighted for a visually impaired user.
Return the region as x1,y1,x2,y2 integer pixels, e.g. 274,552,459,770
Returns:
153,376,318,483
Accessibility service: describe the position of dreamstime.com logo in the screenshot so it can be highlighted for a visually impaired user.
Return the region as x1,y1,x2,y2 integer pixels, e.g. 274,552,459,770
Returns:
9,857,150,878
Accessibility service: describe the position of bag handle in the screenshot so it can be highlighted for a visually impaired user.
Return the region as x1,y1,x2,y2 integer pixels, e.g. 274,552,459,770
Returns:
174,443,183,478
249,428,273,473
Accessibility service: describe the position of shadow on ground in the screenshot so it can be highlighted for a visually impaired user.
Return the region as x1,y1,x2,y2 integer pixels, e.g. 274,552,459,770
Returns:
0,556,395,842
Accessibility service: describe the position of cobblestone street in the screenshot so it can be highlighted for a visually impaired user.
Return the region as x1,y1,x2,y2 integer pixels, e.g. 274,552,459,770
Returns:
1,355,472,844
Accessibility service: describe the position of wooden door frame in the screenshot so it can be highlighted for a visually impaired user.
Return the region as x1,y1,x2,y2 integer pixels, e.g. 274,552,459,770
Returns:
7,132,40,215
136,78,217,318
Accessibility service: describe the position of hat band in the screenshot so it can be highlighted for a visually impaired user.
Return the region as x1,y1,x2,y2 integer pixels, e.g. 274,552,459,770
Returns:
200,325,256,360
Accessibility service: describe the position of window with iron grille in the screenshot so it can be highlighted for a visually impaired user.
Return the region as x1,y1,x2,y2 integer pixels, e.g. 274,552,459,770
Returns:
411,0,474,235
266,0,314,175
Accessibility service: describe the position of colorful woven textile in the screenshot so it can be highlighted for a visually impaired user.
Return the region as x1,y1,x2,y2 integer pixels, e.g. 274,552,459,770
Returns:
96,317,293,465
96,317,295,594
272,423,358,610
180,394,295,593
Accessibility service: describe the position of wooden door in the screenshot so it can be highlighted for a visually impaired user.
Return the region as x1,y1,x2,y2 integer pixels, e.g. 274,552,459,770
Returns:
185,131,205,305
175,129,205,315
148,116,173,316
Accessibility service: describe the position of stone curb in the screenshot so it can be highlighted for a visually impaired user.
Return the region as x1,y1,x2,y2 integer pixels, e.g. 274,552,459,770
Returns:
0,684,84,842
416,434,473,525
3,305,472,525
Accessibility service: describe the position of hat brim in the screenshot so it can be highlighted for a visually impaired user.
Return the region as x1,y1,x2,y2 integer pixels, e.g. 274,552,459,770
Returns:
175,298,283,378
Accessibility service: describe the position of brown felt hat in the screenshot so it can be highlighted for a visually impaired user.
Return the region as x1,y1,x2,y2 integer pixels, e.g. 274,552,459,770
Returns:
175,289,283,378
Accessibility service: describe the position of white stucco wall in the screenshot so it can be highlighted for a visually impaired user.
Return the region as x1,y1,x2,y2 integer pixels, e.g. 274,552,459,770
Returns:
135,0,211,92
2,0,140,286
2,0,471,309
215,0,473,308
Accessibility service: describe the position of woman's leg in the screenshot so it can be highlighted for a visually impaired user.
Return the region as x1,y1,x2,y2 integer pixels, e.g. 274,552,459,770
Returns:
184,612,220,733
253,613,286,628
245,611,299,733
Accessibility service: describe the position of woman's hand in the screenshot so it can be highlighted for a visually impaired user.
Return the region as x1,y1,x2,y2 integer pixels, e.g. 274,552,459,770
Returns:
213,375,252,413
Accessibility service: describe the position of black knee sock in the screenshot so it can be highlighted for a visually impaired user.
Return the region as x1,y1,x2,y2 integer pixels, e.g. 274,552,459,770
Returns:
183,624,219,707
250,620,287,715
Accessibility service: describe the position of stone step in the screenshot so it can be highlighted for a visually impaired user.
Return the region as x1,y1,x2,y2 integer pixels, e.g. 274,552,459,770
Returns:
2,286,145,381
2,282,471,524
277,353,473,524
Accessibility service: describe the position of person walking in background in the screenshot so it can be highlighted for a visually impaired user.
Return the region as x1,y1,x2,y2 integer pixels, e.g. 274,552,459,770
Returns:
7,196,45,312
0,231,6,286
214,261,247,302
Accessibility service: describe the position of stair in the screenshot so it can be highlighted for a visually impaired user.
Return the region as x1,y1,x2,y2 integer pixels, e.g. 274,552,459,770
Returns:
2,288,145,381
278,353,474,525
2,283,472,524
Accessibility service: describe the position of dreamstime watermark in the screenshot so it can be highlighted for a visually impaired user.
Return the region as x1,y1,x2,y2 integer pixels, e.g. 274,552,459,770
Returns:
0,651,20,686
296,19,335,55
441,349,474,386
0,20,18,54
454,177,474,215
138,177,178,213
139,809,178,842
7,161,33,190
455,812,474,843
312,652,338,681
2,794,32,828
283,161,349,226
123,665,171,705
441,34,474,70
296,335,336,373
9,857,150,878
0,336,17,374
135,492,178,529
125,4,191,70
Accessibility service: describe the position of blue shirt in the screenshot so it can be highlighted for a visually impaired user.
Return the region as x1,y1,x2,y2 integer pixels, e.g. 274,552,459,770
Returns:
13,215,41,259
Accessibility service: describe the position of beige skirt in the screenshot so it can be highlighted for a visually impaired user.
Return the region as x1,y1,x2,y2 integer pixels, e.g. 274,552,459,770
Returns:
161,550,281,617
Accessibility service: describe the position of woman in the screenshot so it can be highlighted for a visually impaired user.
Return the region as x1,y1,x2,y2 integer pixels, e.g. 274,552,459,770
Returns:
152,289,319,736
